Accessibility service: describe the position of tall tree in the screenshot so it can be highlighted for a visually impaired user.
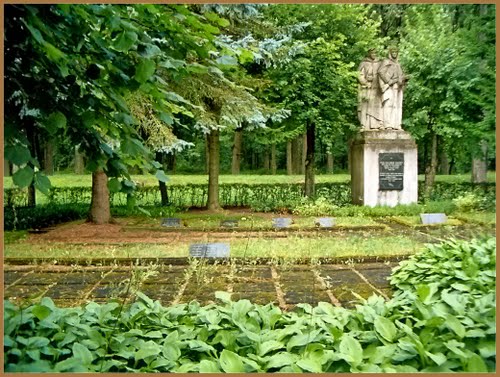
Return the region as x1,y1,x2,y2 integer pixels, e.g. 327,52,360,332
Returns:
4,4,225,222
263,4,382,197
400,5,495,194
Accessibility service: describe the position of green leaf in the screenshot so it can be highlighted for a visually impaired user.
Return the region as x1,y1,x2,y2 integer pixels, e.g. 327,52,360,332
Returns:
238,49,254,64
113,31,138,52
266,352,296,369
141,43,161,58
4,145,31,166
425,351,447,366
215,291,232,303
45,111,67,135
296,358,323,372
135,340,161,361
55,357,89,372
258,340,284,356
216,55,238,66
72,343,93,365
219,350,246,373
34,172,51,195
23,21,45,44
339,335,363,366
135,59,156,83
159,112,174,125
477,340,496,358
466,353,488,372
155,169,169,183
445,314,466,338
199,359,220,373
374,316,397,342
107,178,121,193
43,42,66,61
12,165,34,188
27,337,50,349
162,343,181,361
32,305,52,321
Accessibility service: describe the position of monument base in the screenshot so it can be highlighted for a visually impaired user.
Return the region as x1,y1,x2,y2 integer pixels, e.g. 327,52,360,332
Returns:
350,129,418,207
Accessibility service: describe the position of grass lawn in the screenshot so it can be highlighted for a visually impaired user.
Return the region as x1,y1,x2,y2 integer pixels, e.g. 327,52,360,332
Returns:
3,171,496,188
453,212,497,225
3,234,421,260
390,215,463,227
126,213,381,229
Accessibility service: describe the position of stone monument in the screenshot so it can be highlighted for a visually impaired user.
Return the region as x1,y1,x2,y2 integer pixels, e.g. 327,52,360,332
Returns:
350,46,418,207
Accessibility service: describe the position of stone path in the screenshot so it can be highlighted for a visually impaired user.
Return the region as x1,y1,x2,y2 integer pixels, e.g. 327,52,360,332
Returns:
4,260,398,310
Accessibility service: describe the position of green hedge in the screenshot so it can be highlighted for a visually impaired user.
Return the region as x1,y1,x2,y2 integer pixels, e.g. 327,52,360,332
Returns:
4,237,496,372
3,181,495,209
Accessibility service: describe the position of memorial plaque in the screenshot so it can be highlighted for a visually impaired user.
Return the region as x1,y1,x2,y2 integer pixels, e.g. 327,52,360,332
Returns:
189,243,230,258
316,217,335,228
220,219,238,228
379,153,404,190
161,218,181,227
420,213,447,225
272,217,292,228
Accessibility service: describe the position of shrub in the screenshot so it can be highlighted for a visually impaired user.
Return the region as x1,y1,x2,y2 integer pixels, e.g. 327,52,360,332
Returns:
452,192,484,212
292,197,338,216
3,204,89,231
4,237,496,372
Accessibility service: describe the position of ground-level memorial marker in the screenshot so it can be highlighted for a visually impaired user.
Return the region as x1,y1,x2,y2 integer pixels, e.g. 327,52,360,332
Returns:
272,217,293,228
161,218,181,227
420,213,447,225
220,219,238,228
189,243,230,258
316,217,335,228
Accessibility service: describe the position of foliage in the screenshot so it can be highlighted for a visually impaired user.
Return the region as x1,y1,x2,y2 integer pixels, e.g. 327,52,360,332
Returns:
4,181,495,216
4,4,236,196
400,5,496,173
292,197,339,216
4,237,495,372
452,193,485,213
4,204,89,231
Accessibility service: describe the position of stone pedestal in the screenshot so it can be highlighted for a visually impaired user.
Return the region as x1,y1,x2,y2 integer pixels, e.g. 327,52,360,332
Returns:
350,130,418,207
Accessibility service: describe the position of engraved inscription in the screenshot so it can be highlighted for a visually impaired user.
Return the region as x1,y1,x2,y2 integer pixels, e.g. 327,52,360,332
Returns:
189,243,230,258
379,153,404,190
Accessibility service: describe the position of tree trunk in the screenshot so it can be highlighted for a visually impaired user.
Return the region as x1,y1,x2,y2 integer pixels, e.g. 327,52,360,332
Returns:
156,152,169,206
424,131,438,197
207,129,221,210
44,140,55,175
263,148,270,172
271,143,277,175
88,168,111,224
471,140,488,183
292,137,300,174
326,152,334,174
304,123,316,198
4,159,11,177
27,183,36,207
231,127,243,174
286,140,293,175
438,145,450,175
204,134,210,174
170,154,177,174
74,146,85,174
301,132,307,174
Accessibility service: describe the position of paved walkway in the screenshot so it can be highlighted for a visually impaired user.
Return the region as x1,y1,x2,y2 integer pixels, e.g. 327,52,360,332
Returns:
4,260,398,310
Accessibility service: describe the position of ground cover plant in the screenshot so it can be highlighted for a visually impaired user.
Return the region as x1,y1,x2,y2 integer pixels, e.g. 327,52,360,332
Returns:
4,237,495,372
